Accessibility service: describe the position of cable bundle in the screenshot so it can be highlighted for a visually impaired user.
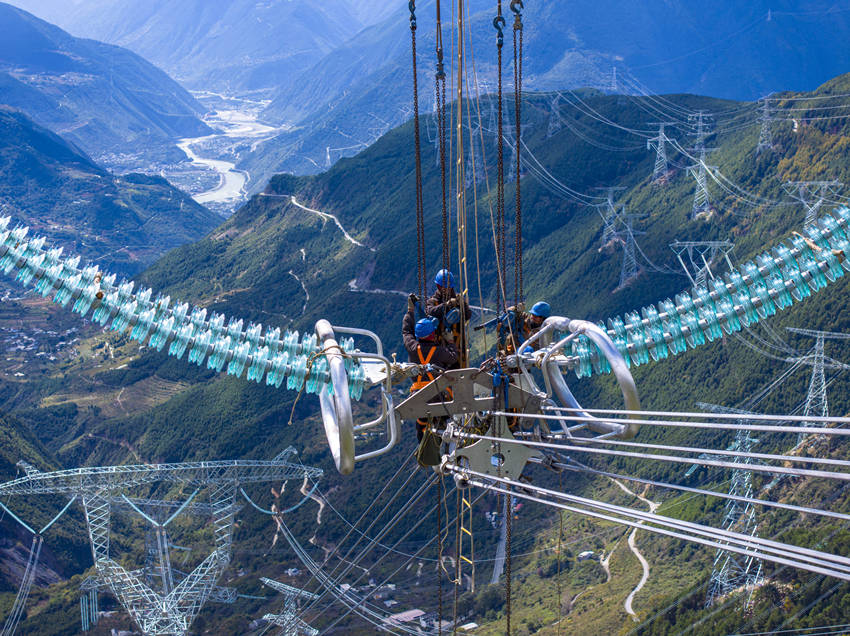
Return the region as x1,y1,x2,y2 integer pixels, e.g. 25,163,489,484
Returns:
570,206,850,377
0,218,367,399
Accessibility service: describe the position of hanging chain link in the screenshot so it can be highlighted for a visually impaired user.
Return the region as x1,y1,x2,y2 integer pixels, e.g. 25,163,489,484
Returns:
436,2,449,274
512,0,524,307
494,2,507,318
410,1,426,300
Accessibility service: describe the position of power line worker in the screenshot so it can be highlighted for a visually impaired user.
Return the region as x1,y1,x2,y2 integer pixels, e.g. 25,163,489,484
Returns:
426,269,471,353
402,304,458,466
498,301,551,354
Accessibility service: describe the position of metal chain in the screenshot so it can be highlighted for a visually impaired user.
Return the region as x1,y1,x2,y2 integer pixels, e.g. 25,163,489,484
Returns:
410,1,426,300
512,0,524,307
436,1,449,273
494,2,506,316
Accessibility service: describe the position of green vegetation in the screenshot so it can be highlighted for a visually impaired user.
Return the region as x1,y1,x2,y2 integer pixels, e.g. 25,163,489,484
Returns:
6,74,850,633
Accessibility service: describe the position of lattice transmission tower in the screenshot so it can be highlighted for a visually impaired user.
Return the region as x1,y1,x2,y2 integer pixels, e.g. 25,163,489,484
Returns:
756,96,775,154
614,213,645,290
695,403,764,609
0,448,321,636
786,328,850,445
595,186,625,249
687,111,717,218
647,122,675,185
783,181,844,227
669,240,735,288
260,577,319,635
547,93,562,138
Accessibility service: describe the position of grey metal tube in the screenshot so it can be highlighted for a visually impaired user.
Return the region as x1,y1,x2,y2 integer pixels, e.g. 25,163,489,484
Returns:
315,319,355,475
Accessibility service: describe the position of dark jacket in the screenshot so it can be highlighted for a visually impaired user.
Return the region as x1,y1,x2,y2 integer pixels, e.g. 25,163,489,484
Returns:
425,288,472,327
402,309,459,368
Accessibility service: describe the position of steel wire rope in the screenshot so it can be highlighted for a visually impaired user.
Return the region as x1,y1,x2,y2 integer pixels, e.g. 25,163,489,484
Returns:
453,469,850,580
317,487,488,636
295,471,435,624
283,453,418,611
535,456,850,523
733,621,850,636
275,474,438,636
456,430,850,481
469,430,850,474
410,0,427,300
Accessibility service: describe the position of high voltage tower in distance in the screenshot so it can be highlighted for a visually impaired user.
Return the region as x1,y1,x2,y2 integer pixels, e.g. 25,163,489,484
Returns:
0,448,322,636
547,93,562,138
757,96,775,154
647,122,675,185
260,577,319,635
669,240,735,288
695,403,764,610
595,186,626,248
783,181,844,227
687,111,716,219
786,327,850,444
614,212,645,290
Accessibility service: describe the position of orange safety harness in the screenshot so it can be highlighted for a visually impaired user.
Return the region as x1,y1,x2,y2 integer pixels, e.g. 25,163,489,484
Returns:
411,345,437,391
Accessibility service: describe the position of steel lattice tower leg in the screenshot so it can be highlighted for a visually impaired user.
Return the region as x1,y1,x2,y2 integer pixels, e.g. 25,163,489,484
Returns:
802,335,828,444
699,404,764,609
756,97,774,154
647,122,674,185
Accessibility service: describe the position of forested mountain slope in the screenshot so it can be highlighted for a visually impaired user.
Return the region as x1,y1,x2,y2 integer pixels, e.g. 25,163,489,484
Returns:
5,74,850,633
0,3,210,164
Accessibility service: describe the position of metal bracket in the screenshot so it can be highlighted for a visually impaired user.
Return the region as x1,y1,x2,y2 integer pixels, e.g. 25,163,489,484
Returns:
394,368,542,421
452,418,541,482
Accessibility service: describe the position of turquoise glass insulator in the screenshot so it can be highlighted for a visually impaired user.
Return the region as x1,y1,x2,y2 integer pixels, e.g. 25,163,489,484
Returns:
790,236,827,290
674,292,704,348
773,245,809,301
641,306,668,361
287,355,308,391
72,284,98,317
832,206,850,229
306,356,328,394
131,308,156,342
591,323,613,374
245,323,262,347
348,364,366,400
208,313,225,337
227,318,243,341
264,327,282,355
266,352,290,388
149,316,175,351
283,330,300,357
659,299,686,354
168,323,194,359
301,333,318,356
709,279,740,334
726,273,757,327
624,312,649,366
111,299,137,332
766,273,793,309
740,262,775,318
188,330,212,365
207,335,231,372
247,346,270,382
227,341,251,378
571,336,593,378
606,316,631,367
693,287,721,341
92,292,118,325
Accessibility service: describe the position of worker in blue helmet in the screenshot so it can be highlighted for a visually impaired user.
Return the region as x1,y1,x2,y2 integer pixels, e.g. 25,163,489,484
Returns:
498,300,551,353
402,305,458,465
426,269,471,352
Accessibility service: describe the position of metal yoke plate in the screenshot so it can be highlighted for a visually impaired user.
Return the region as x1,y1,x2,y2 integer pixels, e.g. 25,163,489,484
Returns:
394,368,542,421
454,418,541,481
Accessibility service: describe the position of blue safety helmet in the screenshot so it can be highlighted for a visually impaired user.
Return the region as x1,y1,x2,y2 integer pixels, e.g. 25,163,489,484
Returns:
434,269,455,289
529,301,551,318
415,317,438,339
